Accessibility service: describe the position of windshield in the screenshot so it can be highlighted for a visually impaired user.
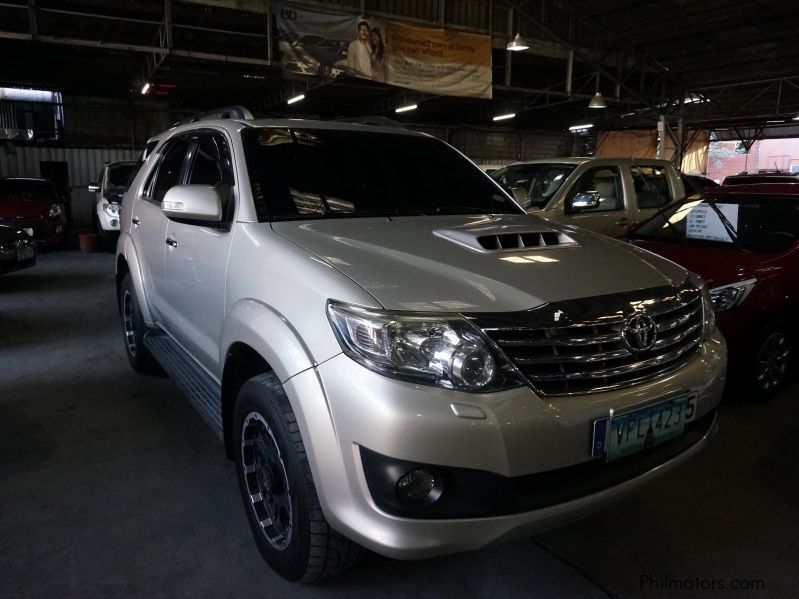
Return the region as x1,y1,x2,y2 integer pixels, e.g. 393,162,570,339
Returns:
631,195,799,251
0,179,57,200
106,164,137,189
241,128,521,220
490,163,576,209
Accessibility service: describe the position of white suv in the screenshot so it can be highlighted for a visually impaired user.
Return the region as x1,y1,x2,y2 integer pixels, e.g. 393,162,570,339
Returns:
116,109,726,582
89,160,138,241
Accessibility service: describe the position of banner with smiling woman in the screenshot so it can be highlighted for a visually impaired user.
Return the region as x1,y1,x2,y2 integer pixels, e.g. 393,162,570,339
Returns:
276,4,492,99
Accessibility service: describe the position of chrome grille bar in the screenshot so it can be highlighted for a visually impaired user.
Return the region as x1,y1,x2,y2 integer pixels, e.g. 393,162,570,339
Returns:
470,284,704,396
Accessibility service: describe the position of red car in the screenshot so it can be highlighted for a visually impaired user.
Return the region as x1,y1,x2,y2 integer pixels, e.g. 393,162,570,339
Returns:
628,183,799,400
0,177,67,245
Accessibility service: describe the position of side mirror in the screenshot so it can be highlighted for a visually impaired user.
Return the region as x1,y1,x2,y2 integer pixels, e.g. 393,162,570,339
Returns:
511,187,532,209
566,191,600,213
162,185,222,222
88,182,100,193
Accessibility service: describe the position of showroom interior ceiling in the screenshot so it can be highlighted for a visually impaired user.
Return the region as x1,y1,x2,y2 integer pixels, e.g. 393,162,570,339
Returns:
1,0,798,134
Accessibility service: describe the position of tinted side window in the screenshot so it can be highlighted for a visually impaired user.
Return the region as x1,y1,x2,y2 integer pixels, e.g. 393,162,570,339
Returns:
151,138,190,203
185,133,235,222
187,134,234,187
632,166,671,208
568,166,623,212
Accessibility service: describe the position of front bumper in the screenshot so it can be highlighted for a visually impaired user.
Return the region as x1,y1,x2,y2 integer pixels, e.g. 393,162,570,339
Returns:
284,330,726,559
0,238,36,273
96,202,120,232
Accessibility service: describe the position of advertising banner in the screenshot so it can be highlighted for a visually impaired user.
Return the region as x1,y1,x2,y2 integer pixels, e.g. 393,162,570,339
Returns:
276,4,492,99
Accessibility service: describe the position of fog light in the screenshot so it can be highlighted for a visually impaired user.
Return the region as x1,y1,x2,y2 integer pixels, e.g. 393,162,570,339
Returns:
396,468,441,504
110,219,119,227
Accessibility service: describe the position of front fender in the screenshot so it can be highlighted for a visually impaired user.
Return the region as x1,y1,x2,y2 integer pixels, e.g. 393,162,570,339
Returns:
120,235,155,325
221,299,317,383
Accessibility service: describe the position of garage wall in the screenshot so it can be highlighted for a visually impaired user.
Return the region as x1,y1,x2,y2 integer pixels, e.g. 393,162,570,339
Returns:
0,145,138,230
596,129,710,174
414,125,572,165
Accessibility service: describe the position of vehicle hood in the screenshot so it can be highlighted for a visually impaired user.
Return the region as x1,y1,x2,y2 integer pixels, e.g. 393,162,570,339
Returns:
631,239,791,288
0,196,52,217
271,214,688,312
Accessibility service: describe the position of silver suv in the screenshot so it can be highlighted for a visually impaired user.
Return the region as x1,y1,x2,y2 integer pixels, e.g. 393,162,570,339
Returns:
116,109,726,582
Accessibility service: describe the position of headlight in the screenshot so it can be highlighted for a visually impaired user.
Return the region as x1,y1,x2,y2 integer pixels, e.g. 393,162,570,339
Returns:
103,202,121,217
687,272,716,340
48,203,63,217
709,278,757,312
327,301,524,392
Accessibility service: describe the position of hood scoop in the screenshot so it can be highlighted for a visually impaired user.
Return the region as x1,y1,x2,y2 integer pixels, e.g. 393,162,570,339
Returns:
434,222,579,253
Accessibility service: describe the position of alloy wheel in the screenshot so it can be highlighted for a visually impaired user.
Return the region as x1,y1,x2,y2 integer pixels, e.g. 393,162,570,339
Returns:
122,289,138,357
241,412,293,550
755,331,791,394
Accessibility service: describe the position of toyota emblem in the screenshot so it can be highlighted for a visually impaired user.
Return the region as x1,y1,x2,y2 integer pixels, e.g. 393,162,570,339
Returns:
621,313,657,352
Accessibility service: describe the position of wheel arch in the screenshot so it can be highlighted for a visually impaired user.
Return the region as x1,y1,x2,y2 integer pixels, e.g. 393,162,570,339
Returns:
220,299,318,459
115,239,154,323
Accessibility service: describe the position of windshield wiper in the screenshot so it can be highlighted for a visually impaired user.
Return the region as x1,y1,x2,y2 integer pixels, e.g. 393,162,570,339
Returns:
704,197,742,249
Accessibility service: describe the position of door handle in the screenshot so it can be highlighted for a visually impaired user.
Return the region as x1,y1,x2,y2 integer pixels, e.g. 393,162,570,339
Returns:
132,217,140,226
165,237,178,248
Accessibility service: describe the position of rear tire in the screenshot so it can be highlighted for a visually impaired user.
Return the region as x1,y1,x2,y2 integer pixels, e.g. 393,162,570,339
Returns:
233,372,364,582
119,273,162,375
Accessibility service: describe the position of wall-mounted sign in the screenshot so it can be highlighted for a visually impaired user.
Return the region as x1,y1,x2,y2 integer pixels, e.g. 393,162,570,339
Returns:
276,4,492,99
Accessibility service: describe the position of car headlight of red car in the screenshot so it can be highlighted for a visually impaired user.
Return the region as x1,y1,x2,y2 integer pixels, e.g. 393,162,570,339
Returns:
709,278,757,312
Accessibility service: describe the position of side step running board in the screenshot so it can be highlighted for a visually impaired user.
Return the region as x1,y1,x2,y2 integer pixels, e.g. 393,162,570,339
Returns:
144,331,223,441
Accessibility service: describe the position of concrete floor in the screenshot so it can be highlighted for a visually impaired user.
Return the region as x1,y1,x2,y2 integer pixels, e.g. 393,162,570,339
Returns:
1,251,797,599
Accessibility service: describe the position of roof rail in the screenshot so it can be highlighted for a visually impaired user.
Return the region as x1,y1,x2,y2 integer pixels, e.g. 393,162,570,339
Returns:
172,105,253,127
335,116,406,129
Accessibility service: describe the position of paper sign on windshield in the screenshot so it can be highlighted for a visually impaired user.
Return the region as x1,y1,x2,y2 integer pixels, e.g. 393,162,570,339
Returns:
686,202,739,242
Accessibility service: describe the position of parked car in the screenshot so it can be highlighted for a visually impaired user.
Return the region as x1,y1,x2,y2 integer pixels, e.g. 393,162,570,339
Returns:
682,173,720,194
117,114,725,582
0,223,36,274
628,182,799,400
722,171,799,185
0,177,67,245
88,161,137,241
491,158,687,237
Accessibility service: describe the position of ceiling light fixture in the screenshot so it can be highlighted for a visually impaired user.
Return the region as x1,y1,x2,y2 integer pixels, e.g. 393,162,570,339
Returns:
395,103,418,113
588,92,607,109
506,33,530,52
569,123,594,131
287,93,305,105
140,82,150,95
493,113,516,121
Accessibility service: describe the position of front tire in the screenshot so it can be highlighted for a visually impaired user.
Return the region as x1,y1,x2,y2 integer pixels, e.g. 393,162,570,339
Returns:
233,372,364,582
119,273,162,375
747,320,794,401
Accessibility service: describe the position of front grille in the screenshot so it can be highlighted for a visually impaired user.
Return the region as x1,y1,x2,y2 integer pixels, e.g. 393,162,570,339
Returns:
469,284,704,396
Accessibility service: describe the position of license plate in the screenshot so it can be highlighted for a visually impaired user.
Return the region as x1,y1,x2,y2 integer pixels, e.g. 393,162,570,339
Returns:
17,247,34,261
592,395,696,461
